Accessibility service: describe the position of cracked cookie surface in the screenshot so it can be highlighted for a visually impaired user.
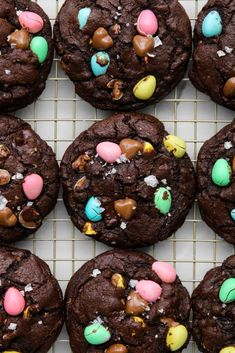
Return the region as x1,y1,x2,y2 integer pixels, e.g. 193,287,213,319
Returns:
0,0,53,112
61,112,196,248
0,246,64,353
189,0,235,110
65,250,191,353
54,0,192,111
197,119,235,244
0,114,59,243
192,255,235,353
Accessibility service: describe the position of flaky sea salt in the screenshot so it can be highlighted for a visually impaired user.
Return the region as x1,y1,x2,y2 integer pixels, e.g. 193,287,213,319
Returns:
0,195,8,210
8,323,17,330
12,173,23,180
116,154,129,164
129,279,138,288
120,222,127,229
154,36,163,48
91,269,101,277
224,141,233,150
144,175,159,187
105,167,117,176
25,283,33,292
92,316,104,324
224,46,233,54
217,50,226,57
27,202,34,207
5,70,11,75
38,320,43,325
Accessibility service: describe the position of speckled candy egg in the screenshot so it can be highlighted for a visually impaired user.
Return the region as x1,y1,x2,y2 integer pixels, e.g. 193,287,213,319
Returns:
202,10,222,38
152,261,176,283
4,287,25,316
85,196,103,222
136,280,162,302
137,10,158,36
211,158,231,187
19,11,44,34
91,52,110,77
30,36,48,64
84,323,111,345
96,141,121,163
78,7,91,29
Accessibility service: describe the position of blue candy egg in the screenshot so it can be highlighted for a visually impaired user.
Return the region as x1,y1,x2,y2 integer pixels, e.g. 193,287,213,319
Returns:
202,10,222,38
78,7,91,29
85,196,103,222
231,209,235,221
91,52,110,77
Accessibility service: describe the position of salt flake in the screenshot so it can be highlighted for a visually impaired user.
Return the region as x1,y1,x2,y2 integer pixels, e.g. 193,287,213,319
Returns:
8,323,17,330
154,36,163,48
5,70,11,75
0,196,8,210
129,279,138,288
224,46,233,54
12,173,23,180
120,222,127,229
91,269,101,277
144,175,159,188
217,50,226,57
224,141,233,150
25,283,33,292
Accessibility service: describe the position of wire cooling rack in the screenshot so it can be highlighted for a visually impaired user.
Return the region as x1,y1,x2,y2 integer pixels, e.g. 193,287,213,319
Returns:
12,1,235,352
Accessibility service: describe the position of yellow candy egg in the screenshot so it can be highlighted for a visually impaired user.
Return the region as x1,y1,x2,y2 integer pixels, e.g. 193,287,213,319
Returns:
133,75,156,100
166,324,188,351
83,222,97,235
163,135,186,158
3,351,20,353
220,347,235,353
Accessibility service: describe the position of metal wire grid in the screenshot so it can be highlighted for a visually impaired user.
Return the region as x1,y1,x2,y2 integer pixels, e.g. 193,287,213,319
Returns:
10,0,235,352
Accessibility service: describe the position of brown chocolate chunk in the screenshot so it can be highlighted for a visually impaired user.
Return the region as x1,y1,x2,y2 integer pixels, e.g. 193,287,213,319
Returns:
92,27,113,50
119,138,143,160
114,198,137,220
0,207,17,227
132,35,154,57
8,29,30,50
223,77,235,98
125,290,148,315
18,206,41,229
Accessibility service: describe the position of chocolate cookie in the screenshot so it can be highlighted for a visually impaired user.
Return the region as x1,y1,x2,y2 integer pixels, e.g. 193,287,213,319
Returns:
189,0,235,110
0,245,64,353
0,114,59,243
192,255,235,353
61,112,196,248
65,250,191,353
197,119,235,244
0,0,53,112
54,0,192,111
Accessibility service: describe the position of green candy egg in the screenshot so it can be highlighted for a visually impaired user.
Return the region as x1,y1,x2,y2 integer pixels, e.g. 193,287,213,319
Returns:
30,36,48,64
211,158,231,187
84,323,111,345
219,278,235,303
154,187,172,215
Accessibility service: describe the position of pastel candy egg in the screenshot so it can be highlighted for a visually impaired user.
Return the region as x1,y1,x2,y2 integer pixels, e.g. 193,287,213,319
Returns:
78,7,91,29
84,323,111,345
163,135,186,158
137,10,158,36
96,141,121,163
136,280,162,302
91,52,110,77
19,11,44,34
220,347,235,353
154,187,172,215
85,196,102,222
202,10,222,38
211,158,231,187
230,209,235,221
133,75,156,100
166,324,188,351
219,278,235,303
23,174,43,200
4,287,25,316
30,36,48,64
152,261,176,283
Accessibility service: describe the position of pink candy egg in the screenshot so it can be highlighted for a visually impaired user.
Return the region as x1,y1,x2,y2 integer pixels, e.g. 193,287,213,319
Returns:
4,287,25,316
152,261,176,283
136,280,162,302
23,174,43,200
19,11,44,34
96,142,122,163
137,10,158,36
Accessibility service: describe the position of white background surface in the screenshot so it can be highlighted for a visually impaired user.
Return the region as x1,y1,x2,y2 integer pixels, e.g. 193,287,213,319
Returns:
13,1,235,352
